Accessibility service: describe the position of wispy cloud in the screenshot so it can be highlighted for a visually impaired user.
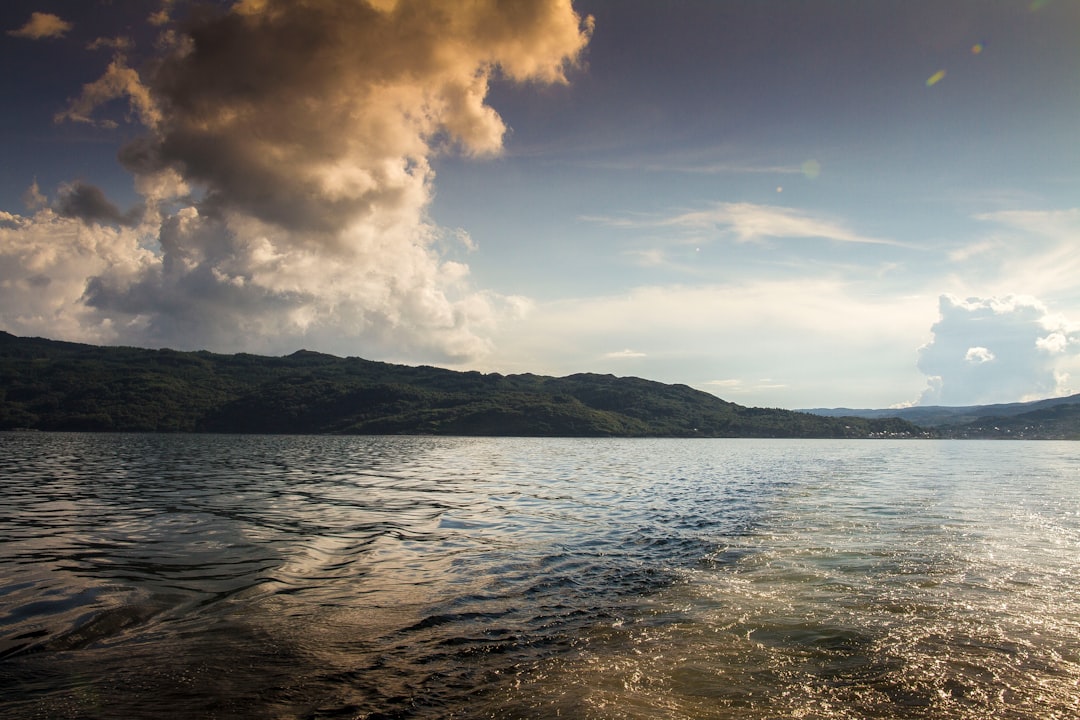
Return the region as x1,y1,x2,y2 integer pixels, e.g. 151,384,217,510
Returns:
947,239,1000,263
661,203,907,247
704,378,787,394
575,159,803,175
604,348,646,359
590,202,909,248
969,208,1080,299
975,208,1080,239
623,248,668,267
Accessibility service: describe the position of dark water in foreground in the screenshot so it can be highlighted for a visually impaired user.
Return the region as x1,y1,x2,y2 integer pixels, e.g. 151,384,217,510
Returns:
1,434,1078,719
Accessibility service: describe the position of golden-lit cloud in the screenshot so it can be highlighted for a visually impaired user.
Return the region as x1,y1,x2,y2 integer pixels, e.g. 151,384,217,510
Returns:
8,12,72,40
121,0,591,234
56,55,161,129
3,0,592,361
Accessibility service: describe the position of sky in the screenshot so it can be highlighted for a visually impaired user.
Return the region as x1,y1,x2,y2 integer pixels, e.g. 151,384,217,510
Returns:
2,0,1079,410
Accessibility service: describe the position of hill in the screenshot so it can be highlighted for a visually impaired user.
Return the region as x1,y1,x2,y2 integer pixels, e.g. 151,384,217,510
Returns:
937,403,1080,440
803,393,1080,427
803,394,1080,440
0,332,923,438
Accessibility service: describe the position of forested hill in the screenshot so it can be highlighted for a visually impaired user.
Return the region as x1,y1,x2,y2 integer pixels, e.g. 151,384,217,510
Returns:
804,394,1080,440
0,332,925,438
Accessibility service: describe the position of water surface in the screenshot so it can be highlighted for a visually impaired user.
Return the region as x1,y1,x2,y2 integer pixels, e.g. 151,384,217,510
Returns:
1,434,1078,718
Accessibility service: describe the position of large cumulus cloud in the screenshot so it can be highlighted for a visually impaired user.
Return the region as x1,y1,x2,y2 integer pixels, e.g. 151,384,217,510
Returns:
0,209,155,342
1,0,591,359
917,294,1079,406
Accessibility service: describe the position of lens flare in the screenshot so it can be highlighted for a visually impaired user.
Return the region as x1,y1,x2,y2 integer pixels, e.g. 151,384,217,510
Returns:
801,159,821,179
926,69,946,87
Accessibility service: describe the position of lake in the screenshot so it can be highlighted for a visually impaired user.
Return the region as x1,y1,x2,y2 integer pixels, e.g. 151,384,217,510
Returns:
1,433,1078,719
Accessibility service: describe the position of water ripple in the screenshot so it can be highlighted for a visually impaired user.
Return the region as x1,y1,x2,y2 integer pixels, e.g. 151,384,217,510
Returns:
1,434,1078,718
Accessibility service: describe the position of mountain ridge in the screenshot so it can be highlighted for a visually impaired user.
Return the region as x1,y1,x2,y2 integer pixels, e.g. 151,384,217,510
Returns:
803,394,1080,440
0,331,922,438
803,393,1080,426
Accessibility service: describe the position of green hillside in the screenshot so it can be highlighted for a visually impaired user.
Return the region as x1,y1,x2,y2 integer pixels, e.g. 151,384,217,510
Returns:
939,403,1080,440
0,332,926,438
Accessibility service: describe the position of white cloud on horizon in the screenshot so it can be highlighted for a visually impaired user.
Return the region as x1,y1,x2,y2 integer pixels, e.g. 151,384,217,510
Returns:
917,294,1080,406
470,279,935,408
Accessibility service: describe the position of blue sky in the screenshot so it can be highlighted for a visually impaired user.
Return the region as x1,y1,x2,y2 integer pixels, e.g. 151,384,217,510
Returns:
2,0,1079,409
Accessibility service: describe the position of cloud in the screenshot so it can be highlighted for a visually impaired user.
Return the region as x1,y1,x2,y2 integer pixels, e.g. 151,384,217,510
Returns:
705,379,744,389
664,203,905,247
4,0,592,361
21,181,48,211
964,346,994,364
1036,332,1067,354
477,280,933,408
970,209,1080,298
55,56,161,128
0,210,155,344
8,12,72,40
604,349,646,359
54,182,141,226
704,378,787,395
116,0,591,234
87,36,135,53
976,208,1080,239
579,157,804,176
917,294,1079,405
947,239,999,263
149,1,177,27
593,202,907,247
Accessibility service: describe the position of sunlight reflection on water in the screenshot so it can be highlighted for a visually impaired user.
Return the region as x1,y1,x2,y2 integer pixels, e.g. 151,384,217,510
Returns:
1,434,1078,718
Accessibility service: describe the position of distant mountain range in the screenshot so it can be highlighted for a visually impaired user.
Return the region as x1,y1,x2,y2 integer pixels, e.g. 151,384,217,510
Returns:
0,332,922,438
803,395,1080,440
